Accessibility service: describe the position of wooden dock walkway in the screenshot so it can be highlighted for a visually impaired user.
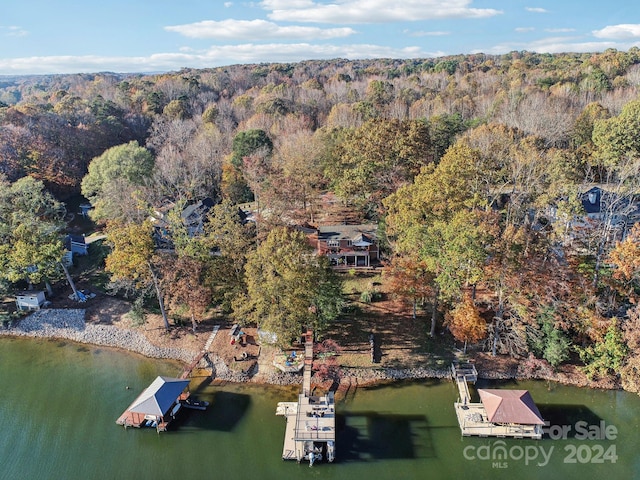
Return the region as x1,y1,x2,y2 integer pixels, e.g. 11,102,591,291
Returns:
303,331,313,396
451,362,476,405
277,330,336,464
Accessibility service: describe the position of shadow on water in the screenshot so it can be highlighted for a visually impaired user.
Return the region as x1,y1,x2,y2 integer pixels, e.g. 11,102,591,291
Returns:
190,376,213,393
336,411,435,462
538,404,603,438
353,378,444,393
197,391,251,432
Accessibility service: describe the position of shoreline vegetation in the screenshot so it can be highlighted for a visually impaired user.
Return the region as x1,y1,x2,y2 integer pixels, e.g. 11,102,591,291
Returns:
1,308,619,394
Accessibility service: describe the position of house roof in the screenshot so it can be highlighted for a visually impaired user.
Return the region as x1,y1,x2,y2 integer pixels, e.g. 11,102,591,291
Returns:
581,187,602,214
317,224,377,242
478,389,545,425
181,197,215,224
126,376,189,417
67,234,86,244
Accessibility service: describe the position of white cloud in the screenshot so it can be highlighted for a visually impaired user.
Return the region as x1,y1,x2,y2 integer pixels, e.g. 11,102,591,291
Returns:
224,2,233,6
406,30,451,37
0,43,436,75
2,26,28,37
544,28,575,33
261,0,502,24
593,24,640,39
515,27,535,33
165,19,356,40
478,35,640,55
525,7,548,13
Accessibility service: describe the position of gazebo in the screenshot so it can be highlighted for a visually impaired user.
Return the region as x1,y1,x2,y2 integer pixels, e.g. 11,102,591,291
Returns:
478,389,545,426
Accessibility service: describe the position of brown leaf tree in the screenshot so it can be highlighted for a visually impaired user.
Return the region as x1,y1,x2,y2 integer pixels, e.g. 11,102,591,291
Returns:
445,294,487,353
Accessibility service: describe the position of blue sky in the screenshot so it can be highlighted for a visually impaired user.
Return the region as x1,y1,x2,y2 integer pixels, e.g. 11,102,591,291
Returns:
1,0,639,75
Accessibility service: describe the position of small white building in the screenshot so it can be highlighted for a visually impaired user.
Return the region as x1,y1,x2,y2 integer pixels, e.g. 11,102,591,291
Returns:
15,291,46,311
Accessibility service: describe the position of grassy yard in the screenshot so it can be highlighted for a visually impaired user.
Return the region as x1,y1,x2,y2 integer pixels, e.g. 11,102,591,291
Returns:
324,270,456,371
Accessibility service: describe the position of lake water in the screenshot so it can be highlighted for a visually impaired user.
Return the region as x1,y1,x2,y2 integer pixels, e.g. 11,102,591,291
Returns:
1,337,639,480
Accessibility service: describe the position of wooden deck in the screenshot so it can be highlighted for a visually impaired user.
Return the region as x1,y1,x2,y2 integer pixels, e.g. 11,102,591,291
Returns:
451,362,477,405
277,330,336,463
451,362,543,439
454,402,543,439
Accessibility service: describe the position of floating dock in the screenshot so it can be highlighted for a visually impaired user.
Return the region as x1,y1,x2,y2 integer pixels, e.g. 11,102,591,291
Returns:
452,362,544,439
276,330,336,465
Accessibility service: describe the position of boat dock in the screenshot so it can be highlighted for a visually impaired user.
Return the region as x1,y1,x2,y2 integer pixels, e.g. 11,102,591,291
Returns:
451,362,543,439
451,361,476,405
116,376,191,433
276,330,336,465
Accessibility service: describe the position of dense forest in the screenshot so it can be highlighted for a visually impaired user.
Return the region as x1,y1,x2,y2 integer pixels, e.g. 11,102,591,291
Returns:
1,49,640,391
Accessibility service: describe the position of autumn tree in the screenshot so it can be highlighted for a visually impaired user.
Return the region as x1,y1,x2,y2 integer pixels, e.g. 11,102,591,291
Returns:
606,211,640,302
592,99,640,170
271,129,327,223
104,220,170,330
149,118,225,203
221,129,273,203
161,255,211,332
326,118,432,217
578,319,628,380
233,227,342,347
201,200,256,311
620,304,640,394
445,294,487,353
81,141,154,223
0,175,66,294
385,256,433,319
384,143,492,336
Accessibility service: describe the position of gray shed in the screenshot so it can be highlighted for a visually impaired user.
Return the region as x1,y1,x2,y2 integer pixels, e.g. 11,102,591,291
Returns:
16,291,46,311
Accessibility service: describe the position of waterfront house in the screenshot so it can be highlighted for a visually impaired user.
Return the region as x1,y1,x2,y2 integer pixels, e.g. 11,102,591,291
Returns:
317,224,379,268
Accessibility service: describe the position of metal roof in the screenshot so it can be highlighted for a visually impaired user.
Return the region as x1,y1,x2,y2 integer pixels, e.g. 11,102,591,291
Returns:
478,389,545,425
127,376,189,417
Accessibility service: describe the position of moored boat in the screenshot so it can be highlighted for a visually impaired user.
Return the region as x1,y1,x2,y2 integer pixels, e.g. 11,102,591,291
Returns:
181,397,209,410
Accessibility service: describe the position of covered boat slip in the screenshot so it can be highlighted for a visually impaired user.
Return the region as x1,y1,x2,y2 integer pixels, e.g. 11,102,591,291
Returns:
451,362,545,439
277,330,336,464
454,402,544,439
279,392,336,462
116,376,190,432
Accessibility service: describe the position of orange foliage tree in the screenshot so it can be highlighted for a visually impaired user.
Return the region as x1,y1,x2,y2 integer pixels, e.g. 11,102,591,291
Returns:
385,255,434,319
607,223,640,302
445,294,487,353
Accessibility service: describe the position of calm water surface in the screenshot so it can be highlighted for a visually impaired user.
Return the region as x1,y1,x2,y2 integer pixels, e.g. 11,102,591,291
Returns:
1,337,639,480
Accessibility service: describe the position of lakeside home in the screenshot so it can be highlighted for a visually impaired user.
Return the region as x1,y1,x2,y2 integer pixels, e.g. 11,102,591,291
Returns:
317,224,379,269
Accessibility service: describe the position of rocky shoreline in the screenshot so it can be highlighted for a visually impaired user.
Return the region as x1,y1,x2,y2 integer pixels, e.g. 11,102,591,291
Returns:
0,309,197,364
0,309,620,392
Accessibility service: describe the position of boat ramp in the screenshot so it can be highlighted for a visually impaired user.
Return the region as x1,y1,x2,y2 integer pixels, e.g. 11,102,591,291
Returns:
276,330,336,465
452,362,544,439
